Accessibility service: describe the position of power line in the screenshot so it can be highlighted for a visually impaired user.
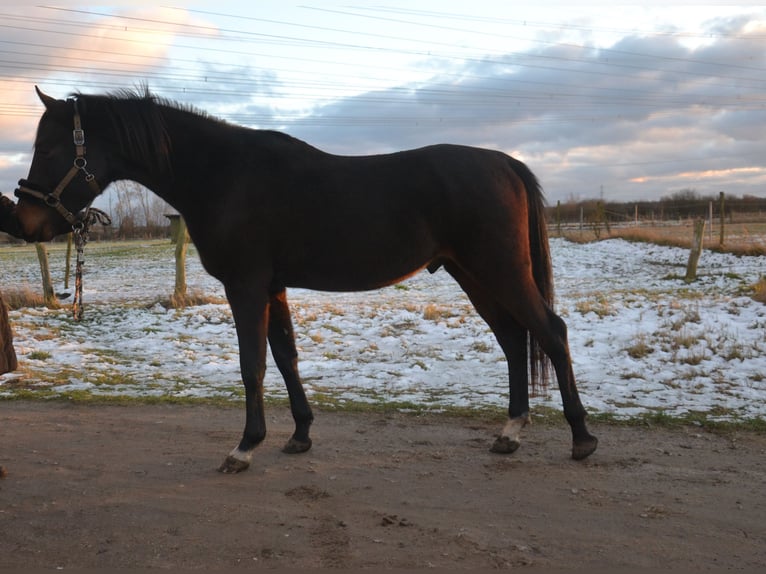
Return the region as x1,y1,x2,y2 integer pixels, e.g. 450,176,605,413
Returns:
7,6,765,86
0,7,764,129
353,5,766,42
305,5,766,74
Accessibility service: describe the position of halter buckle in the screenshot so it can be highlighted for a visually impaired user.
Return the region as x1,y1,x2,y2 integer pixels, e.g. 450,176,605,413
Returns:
44,194,61,207
73,128,85,146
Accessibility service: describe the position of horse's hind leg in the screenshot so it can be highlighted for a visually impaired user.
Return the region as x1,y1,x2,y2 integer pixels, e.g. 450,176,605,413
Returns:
445,263,531,454
449,260,597,460
535,306,598,460
514,292,598,459
268,290,314,454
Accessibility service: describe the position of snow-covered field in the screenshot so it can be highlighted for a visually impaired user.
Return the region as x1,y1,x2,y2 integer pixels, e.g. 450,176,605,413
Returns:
0,237,764,421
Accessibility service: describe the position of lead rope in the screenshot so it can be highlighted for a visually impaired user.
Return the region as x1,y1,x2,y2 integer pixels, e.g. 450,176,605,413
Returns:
71,207,112,321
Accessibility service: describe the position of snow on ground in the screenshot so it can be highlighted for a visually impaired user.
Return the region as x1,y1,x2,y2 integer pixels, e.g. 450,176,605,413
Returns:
0,237,764,421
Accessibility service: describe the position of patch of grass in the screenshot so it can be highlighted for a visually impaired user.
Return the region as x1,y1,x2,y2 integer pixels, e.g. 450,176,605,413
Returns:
574,294,614,318
586,408,766,433
561,225,766,257
679,348,707,366
661,273,685,281
625,334,653,359
752,276,766,304
161,290,227,309
2,286,51,310
671,327,699,350
470,341,493,353
710,242,766,257
322,323,344,335
0,390,246,408
26,351,53,361
668,308,701,331
423,303,456,321
603,228,693,249
308,332,325,344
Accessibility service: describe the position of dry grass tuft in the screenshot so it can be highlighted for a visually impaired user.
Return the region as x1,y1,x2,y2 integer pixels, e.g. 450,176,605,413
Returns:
162,290,227,309
560,225,766,256
753,277,766,304
2,286,58,310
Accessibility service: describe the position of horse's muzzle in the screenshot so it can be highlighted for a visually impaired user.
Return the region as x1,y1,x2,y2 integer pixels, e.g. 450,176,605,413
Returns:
0,194,24,240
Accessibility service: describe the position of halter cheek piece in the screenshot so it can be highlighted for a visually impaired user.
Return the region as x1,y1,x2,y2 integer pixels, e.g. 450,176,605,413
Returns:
15,99,103,229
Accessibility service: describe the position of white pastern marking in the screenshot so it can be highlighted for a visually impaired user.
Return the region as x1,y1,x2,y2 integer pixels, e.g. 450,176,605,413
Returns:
501,415,530,442
228,446,254,463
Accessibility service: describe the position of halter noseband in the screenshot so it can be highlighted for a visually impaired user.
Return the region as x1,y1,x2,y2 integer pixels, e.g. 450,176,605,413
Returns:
15,99,103,228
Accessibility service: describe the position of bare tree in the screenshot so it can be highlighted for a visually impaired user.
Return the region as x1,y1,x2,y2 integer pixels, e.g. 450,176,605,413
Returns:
111,181,170,236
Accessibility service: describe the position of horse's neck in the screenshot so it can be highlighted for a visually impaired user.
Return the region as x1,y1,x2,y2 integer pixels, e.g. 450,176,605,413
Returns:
116,108,321,219
121,107,219,210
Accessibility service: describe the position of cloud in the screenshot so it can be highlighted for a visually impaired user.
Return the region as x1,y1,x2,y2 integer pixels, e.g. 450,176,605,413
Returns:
2,7,764,205
285,13,766,202
0,6,206,194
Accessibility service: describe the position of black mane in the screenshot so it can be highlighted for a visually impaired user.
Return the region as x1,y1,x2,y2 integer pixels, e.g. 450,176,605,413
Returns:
72,88,309,172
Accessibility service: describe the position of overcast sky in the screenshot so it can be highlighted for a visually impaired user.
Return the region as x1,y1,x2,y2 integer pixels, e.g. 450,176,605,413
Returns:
1,2,765,205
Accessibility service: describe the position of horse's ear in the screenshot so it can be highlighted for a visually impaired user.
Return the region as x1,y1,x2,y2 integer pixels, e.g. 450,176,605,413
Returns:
35,86,62,110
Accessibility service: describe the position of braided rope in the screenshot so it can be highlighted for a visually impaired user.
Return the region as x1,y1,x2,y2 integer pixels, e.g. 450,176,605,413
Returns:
72,208,112,321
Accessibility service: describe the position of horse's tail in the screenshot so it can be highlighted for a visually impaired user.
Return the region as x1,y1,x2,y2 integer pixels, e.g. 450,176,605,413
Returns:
508,157,553,395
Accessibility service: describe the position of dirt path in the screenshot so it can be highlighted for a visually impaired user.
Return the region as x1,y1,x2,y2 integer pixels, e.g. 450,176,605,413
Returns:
1,402,764,569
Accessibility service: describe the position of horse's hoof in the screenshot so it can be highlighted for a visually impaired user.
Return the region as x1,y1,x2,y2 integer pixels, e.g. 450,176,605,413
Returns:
489,435,521,454
282,437,312,454
572,435,598,461
218,455,250,474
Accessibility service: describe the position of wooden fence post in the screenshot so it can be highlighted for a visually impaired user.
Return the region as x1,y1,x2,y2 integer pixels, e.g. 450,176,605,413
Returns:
173,216,189,306
34,243,57,307
64,232,72,289
719,191,725,247
685,218,706,282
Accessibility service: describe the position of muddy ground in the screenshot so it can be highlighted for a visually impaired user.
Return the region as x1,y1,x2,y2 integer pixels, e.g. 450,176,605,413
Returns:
1,401,764,569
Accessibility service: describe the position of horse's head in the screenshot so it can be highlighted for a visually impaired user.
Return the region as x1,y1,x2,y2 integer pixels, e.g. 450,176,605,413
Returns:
14,87,106,242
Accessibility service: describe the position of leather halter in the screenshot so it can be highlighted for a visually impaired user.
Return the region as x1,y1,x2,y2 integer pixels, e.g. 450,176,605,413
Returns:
15,99,102,229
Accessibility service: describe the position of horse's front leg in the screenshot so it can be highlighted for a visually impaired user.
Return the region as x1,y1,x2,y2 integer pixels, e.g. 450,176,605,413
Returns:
268,289,314,454
218,284,270,474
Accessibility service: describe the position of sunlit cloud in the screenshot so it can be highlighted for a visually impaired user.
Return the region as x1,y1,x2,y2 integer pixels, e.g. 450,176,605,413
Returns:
1,4,764,202
0,7,211,193
43,7,204,83
678,167,765,180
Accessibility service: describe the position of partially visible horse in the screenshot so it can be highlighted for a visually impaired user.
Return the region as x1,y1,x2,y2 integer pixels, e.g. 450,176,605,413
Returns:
10,87,597,472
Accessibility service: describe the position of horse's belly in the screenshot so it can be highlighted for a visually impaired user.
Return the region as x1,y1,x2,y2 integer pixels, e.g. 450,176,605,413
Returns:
284,256,431,292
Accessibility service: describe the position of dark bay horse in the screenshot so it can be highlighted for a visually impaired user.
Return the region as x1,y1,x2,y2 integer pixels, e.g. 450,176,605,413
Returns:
10,87,597,472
